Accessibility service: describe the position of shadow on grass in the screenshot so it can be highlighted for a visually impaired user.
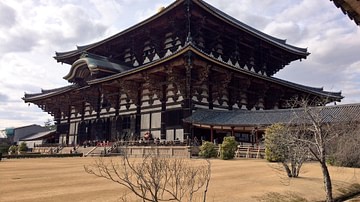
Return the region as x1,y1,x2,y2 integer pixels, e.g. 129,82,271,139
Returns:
253,183,360,202
334,183,360,202
253,191,308,202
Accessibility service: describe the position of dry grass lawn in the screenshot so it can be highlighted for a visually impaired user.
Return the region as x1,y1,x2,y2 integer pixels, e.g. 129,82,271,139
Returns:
1,157,360,202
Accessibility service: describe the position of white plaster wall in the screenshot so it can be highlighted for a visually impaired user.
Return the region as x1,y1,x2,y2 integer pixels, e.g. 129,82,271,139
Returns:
151,112,161,128
69,122,77,135
151,130,160,139
141,113,150,129
166,129,174,140
175,129,184,141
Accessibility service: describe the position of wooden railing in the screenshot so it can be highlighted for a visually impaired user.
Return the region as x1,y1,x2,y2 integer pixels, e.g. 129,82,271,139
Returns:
235,145,265,159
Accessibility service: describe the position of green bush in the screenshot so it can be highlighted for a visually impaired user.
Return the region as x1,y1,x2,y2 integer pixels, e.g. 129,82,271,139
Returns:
0,139,11,154
8,145,17,154
199,141,217,158
220,136,238,160
18,142,28,152
265,124,287,162
0,144,10,155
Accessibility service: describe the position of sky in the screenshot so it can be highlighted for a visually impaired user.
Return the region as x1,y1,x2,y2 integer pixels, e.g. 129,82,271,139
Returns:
0,0,359,130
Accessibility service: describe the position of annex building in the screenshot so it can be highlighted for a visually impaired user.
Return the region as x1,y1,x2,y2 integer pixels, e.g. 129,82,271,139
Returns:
24,0,343,146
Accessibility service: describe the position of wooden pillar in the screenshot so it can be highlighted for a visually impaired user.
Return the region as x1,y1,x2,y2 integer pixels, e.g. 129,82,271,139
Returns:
96,88,101,119
254,128,258,146
228,79,234,110
114,92,120,140
208,81,214,109
115,92,120,117
208,69,213,109
81,102,85,121
210,126,214,143
66,105,71,146
183,51,193,140
135,85,142,139
160,85,167,140
231,126,234,136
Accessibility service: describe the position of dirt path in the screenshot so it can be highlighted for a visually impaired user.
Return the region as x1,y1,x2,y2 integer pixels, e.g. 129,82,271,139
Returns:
1,157,359,201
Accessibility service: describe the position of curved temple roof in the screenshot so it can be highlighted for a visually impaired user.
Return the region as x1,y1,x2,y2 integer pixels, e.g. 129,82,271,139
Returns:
24,0,342,104
63,53,131,82
24,43,342,103
54,0,309,63
331,0,360,26
198,0,309,55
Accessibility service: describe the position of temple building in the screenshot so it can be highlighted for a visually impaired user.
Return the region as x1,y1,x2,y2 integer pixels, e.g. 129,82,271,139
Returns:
23,0,342,146
331,0,360,26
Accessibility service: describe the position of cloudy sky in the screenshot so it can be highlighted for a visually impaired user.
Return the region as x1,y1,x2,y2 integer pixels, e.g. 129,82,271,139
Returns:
0,0,359,130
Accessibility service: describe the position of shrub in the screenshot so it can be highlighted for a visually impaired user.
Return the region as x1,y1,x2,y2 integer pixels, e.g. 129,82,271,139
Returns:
8,145,17,154
220,136,237,160
199,141,217,158
264,124,287,162
0,142,10,155
18,142,28,152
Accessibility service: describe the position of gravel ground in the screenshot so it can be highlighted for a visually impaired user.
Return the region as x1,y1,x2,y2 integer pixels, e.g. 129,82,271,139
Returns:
1,157,359,202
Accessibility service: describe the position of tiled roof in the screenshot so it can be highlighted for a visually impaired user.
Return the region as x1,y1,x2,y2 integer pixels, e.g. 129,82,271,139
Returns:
23,85,77,102
331,0,360,26
63,53,131,81
20,130,56,141
184,103,360,127
54,0,309,62
198,0,309,55
190,44,342,100
24,44,343,102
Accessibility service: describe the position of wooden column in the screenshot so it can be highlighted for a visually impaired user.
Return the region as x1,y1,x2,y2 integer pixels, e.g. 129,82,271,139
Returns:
228,88,233,110
115,92,120,117
208,70,213,110
160,84,167,140
81,102,85,121
135,85,142,139
96,88,101,119
66,105,71,146
208,81,214,109
55,109,61,142
210,126,214,143
183,51,193,140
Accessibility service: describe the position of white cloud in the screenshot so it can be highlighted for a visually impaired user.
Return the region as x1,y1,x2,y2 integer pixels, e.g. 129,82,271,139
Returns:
0,2,16,28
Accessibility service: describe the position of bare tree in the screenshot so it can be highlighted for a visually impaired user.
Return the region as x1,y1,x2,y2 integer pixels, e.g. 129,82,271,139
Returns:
84,151,211,202
328,124,360,168
282,99,360,202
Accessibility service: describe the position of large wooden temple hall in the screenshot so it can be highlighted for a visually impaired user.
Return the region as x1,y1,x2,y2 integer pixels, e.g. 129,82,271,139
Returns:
24,0,343,146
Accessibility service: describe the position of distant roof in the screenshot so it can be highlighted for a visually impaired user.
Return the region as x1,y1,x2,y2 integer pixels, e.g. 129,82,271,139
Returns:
184,103,360,127
20,130,56,141
13,124,42,131
331,0,360,26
